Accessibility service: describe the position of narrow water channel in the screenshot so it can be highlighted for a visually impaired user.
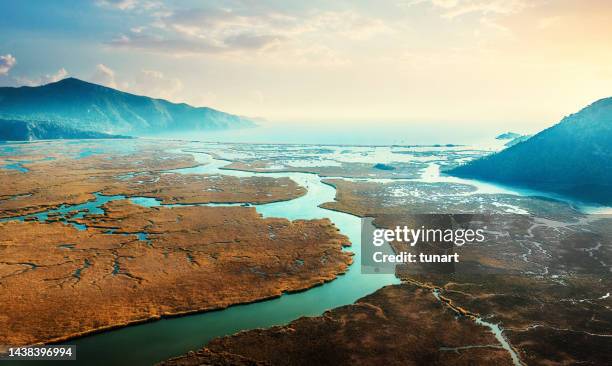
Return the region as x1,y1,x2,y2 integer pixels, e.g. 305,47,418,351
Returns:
29,150,400,366
8,149,601,365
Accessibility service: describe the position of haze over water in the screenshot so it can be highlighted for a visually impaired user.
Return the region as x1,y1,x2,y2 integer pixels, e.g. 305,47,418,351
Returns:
160,121,520,146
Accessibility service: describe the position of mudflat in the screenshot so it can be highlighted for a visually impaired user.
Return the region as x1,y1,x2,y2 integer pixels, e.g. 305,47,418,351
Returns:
161,283,514,366
0,202,352,347
0,140,352,347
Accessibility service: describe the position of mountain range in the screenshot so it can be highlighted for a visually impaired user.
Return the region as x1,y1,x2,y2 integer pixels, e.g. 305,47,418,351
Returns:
0,78,255,140
449,97,612,205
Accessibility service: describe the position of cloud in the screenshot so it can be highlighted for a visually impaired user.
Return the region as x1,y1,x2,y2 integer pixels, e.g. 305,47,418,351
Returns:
108,7,289,55
49,68,69,82
406,0,528,18
191,91,218,108
106,5,391,61
87,64,184,102
96,0,160,11
286,45,350,67
130,69,183,101
90,63,117,88
96,0,138,10
305,11,393,41
109,33,226,55
223,33,284,50
15,68,68,86
0,54,17,75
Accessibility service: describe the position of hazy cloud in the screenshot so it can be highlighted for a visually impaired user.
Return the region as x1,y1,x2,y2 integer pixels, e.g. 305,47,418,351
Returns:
223,33,284,50
108,7,289,55
305,11,393,41
95,0,160,11
190,91,218,108
90,63,117,88
110,33,228,55
130,69,183,101
15,68,68,86
49,68,69,82
96,0,138,10
406,0,528,18
0,54,17,75
106,5,391,60
87,64,184,102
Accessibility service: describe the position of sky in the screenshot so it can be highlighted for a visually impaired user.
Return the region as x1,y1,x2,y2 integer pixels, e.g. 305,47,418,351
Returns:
1,0,611,134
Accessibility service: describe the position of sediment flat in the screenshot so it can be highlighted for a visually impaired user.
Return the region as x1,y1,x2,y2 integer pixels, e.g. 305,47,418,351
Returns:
101,172,306,204
0,142,306,218
223,160,426,179
0,201,352,347
161,283,514,366
0,140,352,347
317,178,612,365
0,146,198,218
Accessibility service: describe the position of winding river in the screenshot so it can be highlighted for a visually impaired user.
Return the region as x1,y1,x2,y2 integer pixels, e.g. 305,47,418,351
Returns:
33,150,400,366
9,147,605,365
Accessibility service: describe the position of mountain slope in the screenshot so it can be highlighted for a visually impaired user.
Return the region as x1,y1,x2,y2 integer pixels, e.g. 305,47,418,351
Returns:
0,119,131,141
0,78,255,135
449,97,612,205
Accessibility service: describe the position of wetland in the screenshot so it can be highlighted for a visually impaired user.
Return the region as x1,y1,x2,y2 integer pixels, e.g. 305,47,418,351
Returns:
1,139,609,365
